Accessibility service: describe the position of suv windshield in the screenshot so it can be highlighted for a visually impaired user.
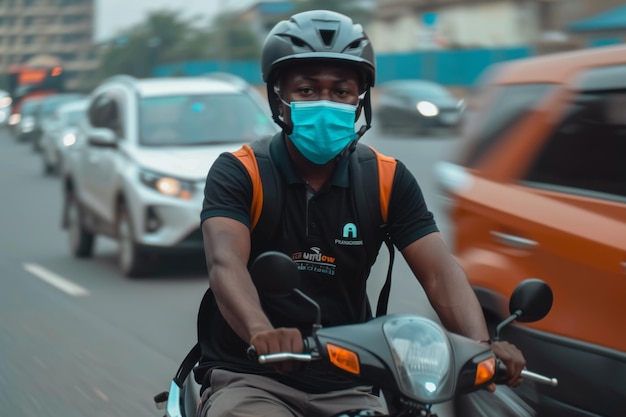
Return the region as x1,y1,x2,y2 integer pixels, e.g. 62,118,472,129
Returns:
139,93,276,146
64,108,85,126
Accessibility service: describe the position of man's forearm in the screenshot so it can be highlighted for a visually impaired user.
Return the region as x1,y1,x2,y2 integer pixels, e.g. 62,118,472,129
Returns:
209,263,274,344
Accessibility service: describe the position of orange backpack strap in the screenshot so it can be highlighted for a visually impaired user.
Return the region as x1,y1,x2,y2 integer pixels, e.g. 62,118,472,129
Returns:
351,144,397,318
230,135,283,237
369,147,397,224
231,144,263,230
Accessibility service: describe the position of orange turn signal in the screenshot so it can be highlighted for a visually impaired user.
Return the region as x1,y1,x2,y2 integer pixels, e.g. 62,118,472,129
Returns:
327,343,360,375
475,357,496,386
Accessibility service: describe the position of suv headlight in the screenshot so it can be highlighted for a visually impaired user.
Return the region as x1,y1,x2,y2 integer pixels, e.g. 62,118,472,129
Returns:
139,170,194,200
62,132,77,147
383,316,453,401
21,116,35,132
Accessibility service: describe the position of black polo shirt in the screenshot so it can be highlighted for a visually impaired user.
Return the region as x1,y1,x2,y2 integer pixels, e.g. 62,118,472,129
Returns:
198,133,438,393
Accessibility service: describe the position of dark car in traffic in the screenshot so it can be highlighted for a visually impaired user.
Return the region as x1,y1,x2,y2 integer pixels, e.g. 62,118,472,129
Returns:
375,79,463,134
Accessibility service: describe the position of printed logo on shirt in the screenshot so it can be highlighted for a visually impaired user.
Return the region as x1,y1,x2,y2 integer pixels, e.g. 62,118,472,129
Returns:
335,222,364,246
292,247,337,276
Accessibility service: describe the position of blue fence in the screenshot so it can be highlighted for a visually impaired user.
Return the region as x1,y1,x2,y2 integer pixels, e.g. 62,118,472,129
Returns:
153,47,533,87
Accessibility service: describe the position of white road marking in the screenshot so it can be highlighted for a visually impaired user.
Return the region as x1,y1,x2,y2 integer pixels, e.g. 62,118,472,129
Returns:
93,387,109,402
23,263,90,296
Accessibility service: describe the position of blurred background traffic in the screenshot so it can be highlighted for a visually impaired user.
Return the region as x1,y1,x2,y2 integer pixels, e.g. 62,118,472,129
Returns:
1,1,624,417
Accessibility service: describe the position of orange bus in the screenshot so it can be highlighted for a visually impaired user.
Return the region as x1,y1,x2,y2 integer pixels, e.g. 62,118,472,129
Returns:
7,54,66,125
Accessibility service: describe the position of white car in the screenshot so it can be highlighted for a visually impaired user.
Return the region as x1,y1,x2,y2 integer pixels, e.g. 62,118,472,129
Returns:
41,98,88,175
62,74,279,277
0,90,12,127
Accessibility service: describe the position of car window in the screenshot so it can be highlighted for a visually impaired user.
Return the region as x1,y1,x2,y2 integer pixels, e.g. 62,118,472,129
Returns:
63,108,85,126
523,89,626,200
89,92,122,135
40,94,83,118
138,93,276,146
405,83,451,98
21,101,41,115
463,83,553,167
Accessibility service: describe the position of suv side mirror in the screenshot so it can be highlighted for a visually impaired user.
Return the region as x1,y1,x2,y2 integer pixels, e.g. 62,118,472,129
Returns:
88,127,116,147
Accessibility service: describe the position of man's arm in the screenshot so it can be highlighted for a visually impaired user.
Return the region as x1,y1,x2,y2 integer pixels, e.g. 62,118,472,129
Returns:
202,217,302,370
202,216,270,343
401,232,525,387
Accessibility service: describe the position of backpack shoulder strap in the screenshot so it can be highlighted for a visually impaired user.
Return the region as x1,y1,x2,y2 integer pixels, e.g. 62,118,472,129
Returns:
351,144,397,317
368,146,397,225
230,134,283,238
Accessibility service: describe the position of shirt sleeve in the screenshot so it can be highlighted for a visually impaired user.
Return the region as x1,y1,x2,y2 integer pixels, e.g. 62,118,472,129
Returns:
386,160,439,250
200,152,253,228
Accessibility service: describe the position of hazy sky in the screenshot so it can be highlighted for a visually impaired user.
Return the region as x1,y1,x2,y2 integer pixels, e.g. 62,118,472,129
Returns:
94,0,254,41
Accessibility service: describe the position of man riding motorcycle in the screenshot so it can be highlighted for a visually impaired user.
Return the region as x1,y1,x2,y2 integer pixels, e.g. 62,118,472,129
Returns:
196,9,526,417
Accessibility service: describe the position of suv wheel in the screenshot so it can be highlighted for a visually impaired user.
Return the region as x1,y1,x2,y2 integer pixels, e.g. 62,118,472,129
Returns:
117,203,150,277
66,192,95,257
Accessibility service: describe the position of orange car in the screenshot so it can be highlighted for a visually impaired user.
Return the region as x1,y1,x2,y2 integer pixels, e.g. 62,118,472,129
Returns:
436,44,626,417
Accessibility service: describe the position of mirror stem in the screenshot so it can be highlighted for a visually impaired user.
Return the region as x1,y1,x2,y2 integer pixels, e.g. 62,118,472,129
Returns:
494,309,522,341
293,289,322,335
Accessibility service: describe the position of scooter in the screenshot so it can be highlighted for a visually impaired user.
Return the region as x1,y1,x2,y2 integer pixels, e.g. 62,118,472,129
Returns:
155,251,558,417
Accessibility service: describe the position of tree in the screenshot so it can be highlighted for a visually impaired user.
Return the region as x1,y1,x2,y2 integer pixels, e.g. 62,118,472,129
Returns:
79,10,215,90
205,11,262,61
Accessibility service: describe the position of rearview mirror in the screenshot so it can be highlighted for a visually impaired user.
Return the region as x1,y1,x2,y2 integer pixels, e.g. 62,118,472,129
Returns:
249,251,321,330
495,278,553,340
87,127,116,147
509,278,553,322
249,251,300,297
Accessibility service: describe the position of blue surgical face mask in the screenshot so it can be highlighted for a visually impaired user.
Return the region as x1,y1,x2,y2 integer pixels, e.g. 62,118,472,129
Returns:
285,99,358,165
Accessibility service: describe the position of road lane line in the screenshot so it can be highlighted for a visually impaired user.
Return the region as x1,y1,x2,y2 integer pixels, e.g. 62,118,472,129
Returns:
23,263,90,296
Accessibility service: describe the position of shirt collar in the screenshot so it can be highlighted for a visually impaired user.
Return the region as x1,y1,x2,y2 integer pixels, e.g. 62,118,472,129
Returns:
270,133,351,188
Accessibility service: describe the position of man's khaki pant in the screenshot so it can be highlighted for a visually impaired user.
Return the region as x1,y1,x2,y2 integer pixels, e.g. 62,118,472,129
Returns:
199,369,387,417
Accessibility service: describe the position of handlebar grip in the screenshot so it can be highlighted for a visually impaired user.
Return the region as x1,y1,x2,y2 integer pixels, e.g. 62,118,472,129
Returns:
496,360,558,387
520,369,558,387
258,352,314,364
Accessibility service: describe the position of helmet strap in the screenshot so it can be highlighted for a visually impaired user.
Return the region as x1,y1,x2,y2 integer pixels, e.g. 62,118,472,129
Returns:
356,89,372,139
267,83,291,133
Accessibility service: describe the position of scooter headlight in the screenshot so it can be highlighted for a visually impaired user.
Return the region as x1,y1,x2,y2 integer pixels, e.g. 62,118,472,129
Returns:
383,316,454,402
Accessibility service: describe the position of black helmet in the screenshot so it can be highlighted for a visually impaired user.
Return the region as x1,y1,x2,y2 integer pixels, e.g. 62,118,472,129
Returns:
261,10,376,136
261,10,375,88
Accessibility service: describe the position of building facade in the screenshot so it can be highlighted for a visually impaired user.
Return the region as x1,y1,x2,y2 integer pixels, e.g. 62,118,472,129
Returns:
368,0,626,53
0,0,97,90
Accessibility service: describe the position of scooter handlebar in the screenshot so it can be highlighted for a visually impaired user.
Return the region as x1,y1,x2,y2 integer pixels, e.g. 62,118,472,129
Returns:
497,360,558,387
258,352,314,364
247,337,317,365
520,369,558,387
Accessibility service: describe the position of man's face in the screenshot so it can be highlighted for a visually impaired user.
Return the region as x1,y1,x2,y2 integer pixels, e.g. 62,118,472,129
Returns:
277,62,362,131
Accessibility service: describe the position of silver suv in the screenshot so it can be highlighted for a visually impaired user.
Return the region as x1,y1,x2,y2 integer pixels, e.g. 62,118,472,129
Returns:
62,74,278,277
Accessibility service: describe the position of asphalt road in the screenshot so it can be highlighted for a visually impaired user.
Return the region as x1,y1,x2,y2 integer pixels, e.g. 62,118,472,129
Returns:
0,125,460,417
